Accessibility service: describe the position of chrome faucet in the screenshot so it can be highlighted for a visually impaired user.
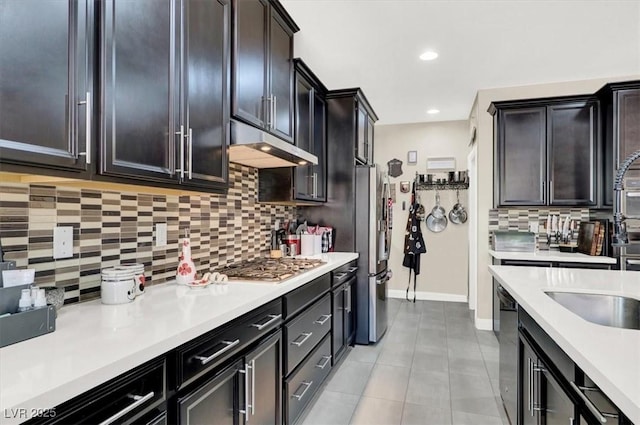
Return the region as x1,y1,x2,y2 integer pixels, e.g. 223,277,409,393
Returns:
612,149,640,246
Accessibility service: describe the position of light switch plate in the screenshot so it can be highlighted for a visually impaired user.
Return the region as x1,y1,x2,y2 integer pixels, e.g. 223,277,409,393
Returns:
156,223,167,247
53,226,73,259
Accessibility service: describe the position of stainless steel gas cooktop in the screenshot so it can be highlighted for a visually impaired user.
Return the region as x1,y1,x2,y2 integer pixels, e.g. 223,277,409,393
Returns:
216,257,325,282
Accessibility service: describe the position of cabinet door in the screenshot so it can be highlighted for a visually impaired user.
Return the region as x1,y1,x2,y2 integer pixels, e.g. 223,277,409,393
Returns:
520,338,539,425
0,0,92,171
101,0,178,182
540,365,576,425
616,89,640,177
178,360,242,425
366,116,375,164
268,8,294,142
497,107,547,206
312,93,327,201
183,0,229,189
547,102,597,206
332,287,345,361
245,331,282,425
356,106,367,164
233,0,268,129
344,277,356,345
294,76,313,199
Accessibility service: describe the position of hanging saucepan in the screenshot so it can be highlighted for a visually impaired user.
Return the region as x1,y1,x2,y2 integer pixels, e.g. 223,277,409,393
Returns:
449,190,468,224
426,191,448,232
431,192,446,219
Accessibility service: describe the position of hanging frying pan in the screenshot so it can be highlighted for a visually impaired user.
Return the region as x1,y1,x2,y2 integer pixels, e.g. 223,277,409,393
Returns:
426,212,447,232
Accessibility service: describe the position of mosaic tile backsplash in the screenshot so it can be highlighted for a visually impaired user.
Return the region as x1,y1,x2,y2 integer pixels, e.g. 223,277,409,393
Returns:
488,207,591,248
0,164,295,304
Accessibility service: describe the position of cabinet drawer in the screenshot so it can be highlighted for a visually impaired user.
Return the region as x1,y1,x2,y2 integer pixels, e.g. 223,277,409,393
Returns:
285,334,332,425
284,273,330,319
32,357,166,425
177,299,282,388
285,294,331,375
331,261,357,288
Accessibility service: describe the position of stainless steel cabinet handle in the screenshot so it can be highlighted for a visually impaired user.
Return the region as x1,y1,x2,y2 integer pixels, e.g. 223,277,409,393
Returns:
550,180,554,202
239,363,250,421
250,359,256,416
314,314,331,325
345,286,352,313
250,314,282,331
77,91,91,164
528,357,534,416
313,172,318,198
194,339,240,365
291,332,313,347
98,391,154,425
315,355,331,370
569,381,608,423
347,267,358,273
188,127,193,180
176,125,185,179
271,95,277,130
292,381,313,400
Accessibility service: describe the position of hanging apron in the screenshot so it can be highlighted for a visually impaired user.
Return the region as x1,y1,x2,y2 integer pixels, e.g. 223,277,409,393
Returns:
402,183,426,302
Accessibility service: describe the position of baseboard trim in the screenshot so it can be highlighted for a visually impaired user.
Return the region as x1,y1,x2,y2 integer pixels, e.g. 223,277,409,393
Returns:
388,289,468,303
474,317,493,331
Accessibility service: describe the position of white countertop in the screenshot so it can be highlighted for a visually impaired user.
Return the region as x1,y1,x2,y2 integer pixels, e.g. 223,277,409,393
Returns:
489,265,640,423
0,252,358,424
489,249,617,264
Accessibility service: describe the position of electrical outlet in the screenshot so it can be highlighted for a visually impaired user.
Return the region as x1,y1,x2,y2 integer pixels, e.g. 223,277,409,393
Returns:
156,223,167,247
53,226,73,259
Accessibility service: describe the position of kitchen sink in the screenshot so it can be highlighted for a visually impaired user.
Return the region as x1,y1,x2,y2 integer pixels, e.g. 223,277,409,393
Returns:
545,291,640,330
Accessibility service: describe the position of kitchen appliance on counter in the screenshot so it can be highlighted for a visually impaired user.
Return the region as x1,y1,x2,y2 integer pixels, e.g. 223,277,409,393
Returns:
354,164,392,344
492,231,536,252
215,257,324,282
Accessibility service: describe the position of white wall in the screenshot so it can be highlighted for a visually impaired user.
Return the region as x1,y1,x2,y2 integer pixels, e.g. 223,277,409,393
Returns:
472,74,640,325
375,121,469,301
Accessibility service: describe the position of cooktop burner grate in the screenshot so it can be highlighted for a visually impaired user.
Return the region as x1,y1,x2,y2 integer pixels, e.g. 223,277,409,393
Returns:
217,257,325,282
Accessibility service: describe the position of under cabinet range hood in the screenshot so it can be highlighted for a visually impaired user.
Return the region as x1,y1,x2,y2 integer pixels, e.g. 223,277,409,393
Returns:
229,120,318,168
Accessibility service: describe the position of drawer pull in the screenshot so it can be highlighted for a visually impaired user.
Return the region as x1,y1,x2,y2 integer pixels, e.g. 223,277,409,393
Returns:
347,267,358,273
569,381,610,423
334,272,348,281
316,355,332,370
194,339,240,365
292,381,313,400
98,391,154,425
250,314,282,330
314,314,332,325
291,332,313,347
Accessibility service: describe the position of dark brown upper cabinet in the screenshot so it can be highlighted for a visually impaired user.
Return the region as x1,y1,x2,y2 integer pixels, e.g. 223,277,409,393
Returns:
597,81,640,206
294,59,327,202
232,0,299,143
356,101,375,164
0,0,94,173
489,96,599,207
100,0,229,191
258,59,327,204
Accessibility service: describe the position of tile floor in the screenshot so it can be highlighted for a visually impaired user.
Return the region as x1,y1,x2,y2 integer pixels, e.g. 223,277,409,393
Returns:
300,299,510,425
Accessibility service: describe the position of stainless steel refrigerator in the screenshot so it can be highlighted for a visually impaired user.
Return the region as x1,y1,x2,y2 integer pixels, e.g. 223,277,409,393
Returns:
355,164,391,344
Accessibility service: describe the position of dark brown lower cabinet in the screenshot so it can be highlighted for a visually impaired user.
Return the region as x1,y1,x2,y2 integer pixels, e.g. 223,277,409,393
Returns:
176,330,282,425
518,308,633,425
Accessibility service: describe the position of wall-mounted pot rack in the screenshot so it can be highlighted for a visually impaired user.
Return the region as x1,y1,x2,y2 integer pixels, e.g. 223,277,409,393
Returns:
414,172,469,191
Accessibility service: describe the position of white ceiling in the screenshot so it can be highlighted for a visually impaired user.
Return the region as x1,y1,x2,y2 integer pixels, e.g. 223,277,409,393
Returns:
281,0,640,125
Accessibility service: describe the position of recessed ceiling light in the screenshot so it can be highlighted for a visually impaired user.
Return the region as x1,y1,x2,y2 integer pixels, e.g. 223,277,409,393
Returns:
427,109,440,114
260,146,271,152
419,51,438,61
298,160,307,165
